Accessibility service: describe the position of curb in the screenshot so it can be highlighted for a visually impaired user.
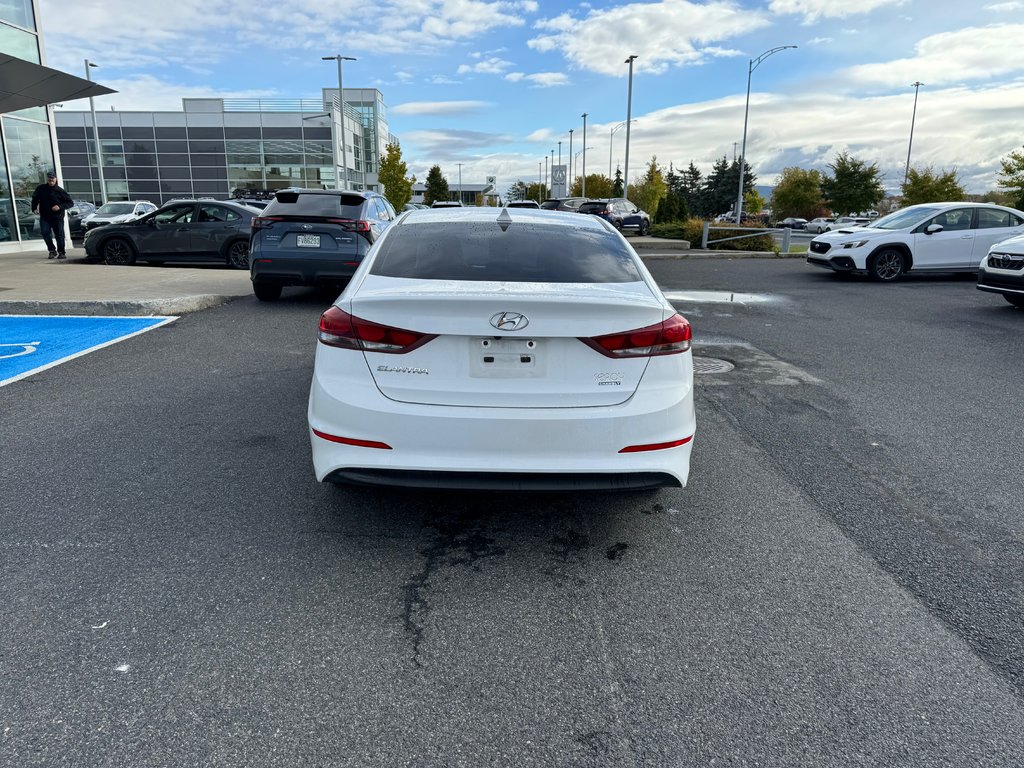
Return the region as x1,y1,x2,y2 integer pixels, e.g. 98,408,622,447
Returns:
0,294,238,316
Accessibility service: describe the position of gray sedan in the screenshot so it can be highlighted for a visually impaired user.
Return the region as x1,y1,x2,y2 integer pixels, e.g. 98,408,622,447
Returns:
84,200,258,268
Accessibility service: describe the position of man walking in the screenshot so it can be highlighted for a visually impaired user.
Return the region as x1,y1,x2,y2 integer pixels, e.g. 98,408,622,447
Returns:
31,171,73,259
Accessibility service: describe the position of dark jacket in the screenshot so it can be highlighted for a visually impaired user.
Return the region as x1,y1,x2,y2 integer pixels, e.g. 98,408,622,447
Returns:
31,183,73,222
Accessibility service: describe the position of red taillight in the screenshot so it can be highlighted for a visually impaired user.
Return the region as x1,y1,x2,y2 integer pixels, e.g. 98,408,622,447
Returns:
251,216,284,230
311,428,391,450
619,436,693,453
327,218,370,232
581,314,691,358
318,306,436,354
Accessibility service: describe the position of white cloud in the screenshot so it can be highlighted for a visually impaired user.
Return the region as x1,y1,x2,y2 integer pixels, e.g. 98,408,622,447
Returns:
983,1,1022,8
769,0,902,24
843,25,1024,87
54,75,276,112
808,37,834,45
391,100,492,116
457,57,514,75
528,1,771,76
505,72,569,87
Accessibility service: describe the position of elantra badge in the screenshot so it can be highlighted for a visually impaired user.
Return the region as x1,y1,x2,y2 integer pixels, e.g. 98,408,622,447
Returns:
490,312,529,331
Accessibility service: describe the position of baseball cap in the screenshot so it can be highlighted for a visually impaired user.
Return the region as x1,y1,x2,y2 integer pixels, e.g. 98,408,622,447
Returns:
46,171,57,179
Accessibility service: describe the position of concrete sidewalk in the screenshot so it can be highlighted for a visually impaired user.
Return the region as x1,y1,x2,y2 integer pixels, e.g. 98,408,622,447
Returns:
0,236,793,316
0,245,252,316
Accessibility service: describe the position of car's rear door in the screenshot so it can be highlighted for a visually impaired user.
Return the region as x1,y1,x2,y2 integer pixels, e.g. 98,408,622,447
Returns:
191,204,245,256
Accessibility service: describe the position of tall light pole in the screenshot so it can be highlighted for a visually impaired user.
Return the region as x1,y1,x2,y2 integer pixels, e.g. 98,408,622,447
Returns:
581,113,588,197
84,59,107,205
558,141,562,167
568,129,574,188
623,54,638,200
538,162,542,203
456,163,463,203
323,54,356,190
904,81,924,186
735,45,796,224
544,155,548,195
609,121,632,181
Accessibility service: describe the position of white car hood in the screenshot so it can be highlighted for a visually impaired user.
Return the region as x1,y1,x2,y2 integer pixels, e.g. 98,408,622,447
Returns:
990,233,1024,254
815,226,890,243
85,214,134,224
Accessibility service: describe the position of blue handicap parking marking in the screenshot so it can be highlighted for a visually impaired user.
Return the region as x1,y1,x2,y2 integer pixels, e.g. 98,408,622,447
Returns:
0,315,176,386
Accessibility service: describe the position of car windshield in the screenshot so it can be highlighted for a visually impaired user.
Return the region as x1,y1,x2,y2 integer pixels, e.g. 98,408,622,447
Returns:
867,206,942,230
370,221,643,283
578,202,609,213
96,203,136,215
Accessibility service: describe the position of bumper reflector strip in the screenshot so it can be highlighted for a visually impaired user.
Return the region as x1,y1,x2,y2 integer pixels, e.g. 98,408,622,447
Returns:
619,435,693,453
312,428,392,450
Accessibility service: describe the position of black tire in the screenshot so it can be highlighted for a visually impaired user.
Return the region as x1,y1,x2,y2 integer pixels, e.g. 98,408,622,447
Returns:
868,248,905,282
253,282,282,302
639,219,650,236
102,238,136,266
225,239,249,270
612,218,622,230
1004,294,1024,309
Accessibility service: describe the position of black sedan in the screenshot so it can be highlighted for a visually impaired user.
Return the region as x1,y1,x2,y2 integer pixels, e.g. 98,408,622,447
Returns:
84,200,258,268
777,217,807,229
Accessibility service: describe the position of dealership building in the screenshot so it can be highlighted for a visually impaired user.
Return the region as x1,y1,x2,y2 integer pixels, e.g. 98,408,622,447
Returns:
53,88,394,206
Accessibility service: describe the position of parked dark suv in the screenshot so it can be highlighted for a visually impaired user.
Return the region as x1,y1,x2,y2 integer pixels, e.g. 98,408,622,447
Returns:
578,198,651,235
249,189,397,301
540,197,588,212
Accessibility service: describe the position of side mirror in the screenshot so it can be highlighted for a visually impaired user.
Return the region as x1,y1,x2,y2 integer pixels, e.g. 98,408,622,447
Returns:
925,223,943,235
147,217,157,227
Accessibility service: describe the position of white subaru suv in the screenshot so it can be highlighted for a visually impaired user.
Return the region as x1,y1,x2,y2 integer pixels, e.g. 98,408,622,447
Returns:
806,202,1024,281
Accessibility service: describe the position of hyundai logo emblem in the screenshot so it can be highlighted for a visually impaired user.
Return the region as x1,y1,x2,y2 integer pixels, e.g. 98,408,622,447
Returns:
489,312,529,331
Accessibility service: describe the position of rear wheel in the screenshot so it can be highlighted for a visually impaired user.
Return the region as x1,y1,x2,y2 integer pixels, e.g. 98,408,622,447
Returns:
103,238,136,266
639,219,650,235
225,239,249,269
253,282,282,302
868,248,905,282
1004,294,1024,309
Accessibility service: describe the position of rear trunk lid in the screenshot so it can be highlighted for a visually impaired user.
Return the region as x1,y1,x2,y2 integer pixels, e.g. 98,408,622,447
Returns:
348,276,667,408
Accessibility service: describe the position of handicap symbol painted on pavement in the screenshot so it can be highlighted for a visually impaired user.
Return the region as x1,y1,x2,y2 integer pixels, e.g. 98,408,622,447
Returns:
0,315,176,387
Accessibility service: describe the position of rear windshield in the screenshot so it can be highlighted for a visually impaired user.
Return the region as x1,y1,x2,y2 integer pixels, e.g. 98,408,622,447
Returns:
265,192,366,218
370,221,643,283
540,200,561,209
578,202,608,213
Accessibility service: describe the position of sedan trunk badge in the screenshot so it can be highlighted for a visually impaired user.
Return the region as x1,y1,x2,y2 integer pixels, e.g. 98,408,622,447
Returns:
489,312,529,331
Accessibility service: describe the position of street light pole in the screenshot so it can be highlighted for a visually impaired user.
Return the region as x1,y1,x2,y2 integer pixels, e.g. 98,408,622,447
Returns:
581,113,588,197
84,59,107,205
538,162,542,203
568,129,574,188
623,54,637,200
735,45,796,224
323,54,356,190
609,121,631,182
904,81,924,186
456,163,463,203
558,141,562,167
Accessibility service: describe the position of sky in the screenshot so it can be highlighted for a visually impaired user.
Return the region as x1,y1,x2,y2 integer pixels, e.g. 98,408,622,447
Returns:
40,0,1024,196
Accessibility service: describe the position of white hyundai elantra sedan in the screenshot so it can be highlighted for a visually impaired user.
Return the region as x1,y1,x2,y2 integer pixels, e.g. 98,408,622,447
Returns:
307,207,695,491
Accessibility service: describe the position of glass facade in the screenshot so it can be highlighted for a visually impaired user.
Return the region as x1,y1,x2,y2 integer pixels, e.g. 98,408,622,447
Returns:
1,2,63,248
54,94,388,204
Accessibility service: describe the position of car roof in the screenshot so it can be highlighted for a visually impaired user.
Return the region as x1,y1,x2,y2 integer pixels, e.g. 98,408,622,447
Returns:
398,207,610,230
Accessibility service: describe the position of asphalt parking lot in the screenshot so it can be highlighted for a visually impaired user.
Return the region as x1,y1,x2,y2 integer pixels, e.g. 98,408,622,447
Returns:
2,258,1022,766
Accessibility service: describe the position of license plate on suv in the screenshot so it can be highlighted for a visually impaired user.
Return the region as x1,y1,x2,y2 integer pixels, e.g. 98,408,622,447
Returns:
296,234,320,248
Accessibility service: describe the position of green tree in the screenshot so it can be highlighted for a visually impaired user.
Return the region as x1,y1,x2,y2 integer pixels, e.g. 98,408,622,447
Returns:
744,188,766,214
770,166,826,219
821,151,885,215
506,180,528,201
628,156,667,217
423,165,449,205
997,146,1024,210
377,141,415,211
654,165,688,223
699,156,754,219
679,162,704,217
900,166,966,206
570,174,614,198
524,182,549,202
612,166,624,197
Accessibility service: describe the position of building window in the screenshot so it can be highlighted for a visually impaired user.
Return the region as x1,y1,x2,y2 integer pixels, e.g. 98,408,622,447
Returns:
0,19,39,62
0,1,35,29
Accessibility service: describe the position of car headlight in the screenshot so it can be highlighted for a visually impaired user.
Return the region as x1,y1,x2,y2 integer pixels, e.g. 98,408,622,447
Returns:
841,240,869,249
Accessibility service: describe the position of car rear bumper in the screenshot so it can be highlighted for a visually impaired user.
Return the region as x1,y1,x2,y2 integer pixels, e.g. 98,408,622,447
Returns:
308,347,695,490
250,254,362,286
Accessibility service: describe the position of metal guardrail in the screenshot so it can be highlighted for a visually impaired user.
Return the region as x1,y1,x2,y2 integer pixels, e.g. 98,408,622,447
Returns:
702,222,792,252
